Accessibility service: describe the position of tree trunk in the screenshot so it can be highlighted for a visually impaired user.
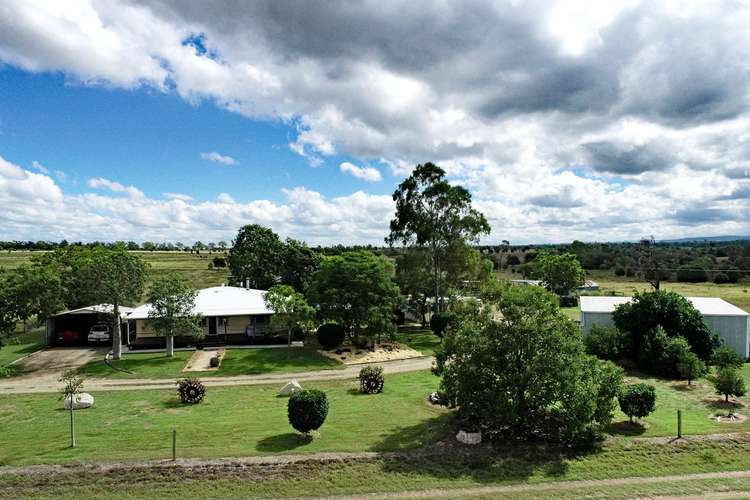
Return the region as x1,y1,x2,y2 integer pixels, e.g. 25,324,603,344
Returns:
726,393,729,402
69,404,75,448
166,335,174,357
433,245,441,313
112,300,122,360
287,327,292,360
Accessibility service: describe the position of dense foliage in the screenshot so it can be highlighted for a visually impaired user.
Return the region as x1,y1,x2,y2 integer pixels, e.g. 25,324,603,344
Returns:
584,325,629,361
264,285,315,349
712,368,747,402
387,162,490,312
434,283,623,445
618,384,657,422
359,365,385,394
711,346,745,370
288,389,329,434
147,273,202,357
316,323,346,350
613,290,719,363
528,251,585,296
307,251,401,343
429,312,455,338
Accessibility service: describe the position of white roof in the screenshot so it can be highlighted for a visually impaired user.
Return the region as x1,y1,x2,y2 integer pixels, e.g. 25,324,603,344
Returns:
54,304,134,319
580,296,749,317
128,286,272,320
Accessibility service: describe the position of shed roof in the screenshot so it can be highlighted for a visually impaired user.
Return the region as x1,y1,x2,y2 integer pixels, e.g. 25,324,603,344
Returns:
53,304,135,319
128,286,272,320
580,296,749,317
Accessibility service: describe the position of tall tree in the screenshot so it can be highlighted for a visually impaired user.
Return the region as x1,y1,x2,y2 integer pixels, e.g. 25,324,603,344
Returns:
394,248,433,326
306,251,401,344
264,284,315,355
533,251,586,297
73,246,148,359
228,224,285,289
147,273,202,357
280,238,321,293
387,162,490,312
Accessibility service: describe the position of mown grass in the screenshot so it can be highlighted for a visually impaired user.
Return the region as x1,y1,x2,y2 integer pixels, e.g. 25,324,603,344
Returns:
77,347,343,379
0,370,447,466
3,439,750,498
394,325,442,356
0,331,45,375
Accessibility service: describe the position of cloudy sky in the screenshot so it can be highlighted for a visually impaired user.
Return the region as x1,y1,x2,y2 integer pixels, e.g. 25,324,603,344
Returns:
1,0,750,245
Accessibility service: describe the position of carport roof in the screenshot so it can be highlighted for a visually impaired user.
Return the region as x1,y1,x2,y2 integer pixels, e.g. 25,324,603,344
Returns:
53,304,134,319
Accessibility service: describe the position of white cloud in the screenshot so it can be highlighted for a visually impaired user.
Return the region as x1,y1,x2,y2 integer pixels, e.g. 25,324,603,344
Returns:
31,160,49,174
339,162,382,182
217,192,235,204
87,177,144,198
163,192,192,201
200,151,238,165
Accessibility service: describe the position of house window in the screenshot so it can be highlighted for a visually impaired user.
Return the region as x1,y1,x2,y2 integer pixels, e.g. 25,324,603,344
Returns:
256,315,265,324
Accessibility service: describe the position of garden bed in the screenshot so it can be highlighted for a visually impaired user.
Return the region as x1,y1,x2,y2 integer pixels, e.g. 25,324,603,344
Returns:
318,341,424,365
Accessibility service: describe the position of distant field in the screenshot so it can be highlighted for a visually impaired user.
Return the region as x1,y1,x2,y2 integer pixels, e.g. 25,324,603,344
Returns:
0,250,231,292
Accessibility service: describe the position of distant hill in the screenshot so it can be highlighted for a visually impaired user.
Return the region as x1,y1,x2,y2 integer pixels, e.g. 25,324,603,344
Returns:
660,235,750,243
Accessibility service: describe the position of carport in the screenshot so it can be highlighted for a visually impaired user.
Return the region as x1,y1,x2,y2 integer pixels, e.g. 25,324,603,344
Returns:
46,304,134,347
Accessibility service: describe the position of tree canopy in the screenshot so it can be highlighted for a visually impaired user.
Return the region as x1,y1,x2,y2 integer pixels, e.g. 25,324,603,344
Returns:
146,273,202,357
434,283,622,445
613,290,720,362
531,251,585,296
387,162,490,311
264,284,315,350
306,251,401,343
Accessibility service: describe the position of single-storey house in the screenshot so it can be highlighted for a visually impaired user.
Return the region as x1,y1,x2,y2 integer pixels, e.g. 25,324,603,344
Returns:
511,279,599,291
580,296,750,358
46,304,134,346
127,285,274,347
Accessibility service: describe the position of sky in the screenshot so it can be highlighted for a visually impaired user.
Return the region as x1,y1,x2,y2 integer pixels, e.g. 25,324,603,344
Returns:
1,0,750,245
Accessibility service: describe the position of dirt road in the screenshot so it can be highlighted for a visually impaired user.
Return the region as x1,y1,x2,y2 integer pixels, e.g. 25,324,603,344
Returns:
0,354,434,394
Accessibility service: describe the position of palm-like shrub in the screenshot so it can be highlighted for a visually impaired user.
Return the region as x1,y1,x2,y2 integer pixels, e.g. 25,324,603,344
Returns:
359,365,385,394
618,383,656,422
177,378,206,404
288,389,329,435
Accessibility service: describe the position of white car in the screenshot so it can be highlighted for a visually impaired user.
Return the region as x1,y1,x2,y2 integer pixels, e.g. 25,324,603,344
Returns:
88,324,111,343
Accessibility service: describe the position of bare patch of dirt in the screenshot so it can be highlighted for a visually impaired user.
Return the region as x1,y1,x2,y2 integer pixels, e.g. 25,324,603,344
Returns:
318,342,423,365
183,348,225,372
710,412,748,423
703,397,745,410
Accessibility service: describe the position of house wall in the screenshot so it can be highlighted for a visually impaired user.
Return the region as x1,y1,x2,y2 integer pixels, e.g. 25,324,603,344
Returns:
134,314,272,339
581,311,749,358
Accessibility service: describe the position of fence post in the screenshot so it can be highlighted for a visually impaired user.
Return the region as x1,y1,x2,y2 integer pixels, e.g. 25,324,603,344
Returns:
677,410,682,439
172,429,176,461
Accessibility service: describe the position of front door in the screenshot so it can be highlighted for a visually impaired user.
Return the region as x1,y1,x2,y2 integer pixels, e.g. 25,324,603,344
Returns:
208,317,217,336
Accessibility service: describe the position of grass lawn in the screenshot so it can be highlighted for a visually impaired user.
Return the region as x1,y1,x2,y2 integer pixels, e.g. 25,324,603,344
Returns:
0,370,447,466
77,347,343,379
394,325,441,356
0,330,45,376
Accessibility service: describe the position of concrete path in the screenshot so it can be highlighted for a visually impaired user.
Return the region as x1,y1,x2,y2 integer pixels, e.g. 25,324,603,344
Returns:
0,355,434,394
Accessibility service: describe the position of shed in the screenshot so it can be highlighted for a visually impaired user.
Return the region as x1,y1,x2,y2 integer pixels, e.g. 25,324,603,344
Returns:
46,304,134,346
580,296,750,358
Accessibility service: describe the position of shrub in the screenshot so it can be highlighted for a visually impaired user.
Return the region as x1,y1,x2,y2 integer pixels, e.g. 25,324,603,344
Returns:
676,350,707,385
212,256,227,268
430,312,455,337
618,383,656,422
614,267,625,276
713,272,730,284
711,346,745,370
506,254,521,266
209,356,220,368
359,365,385,394
288,389,329,434
316,323,345,350
584,325,628,361
676,264,708,283
176,378,206,404
712,368,747,402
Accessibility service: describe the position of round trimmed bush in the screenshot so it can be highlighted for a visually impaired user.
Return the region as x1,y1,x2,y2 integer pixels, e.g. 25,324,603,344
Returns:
288,389,329,434
430,312,455,337
359,365,384,394
177,378,206,404
316,323,345,350
618,383,656,422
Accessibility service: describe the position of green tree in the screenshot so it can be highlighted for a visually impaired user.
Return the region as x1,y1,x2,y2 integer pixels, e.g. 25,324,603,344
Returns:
73,246,148,359
434,284,620,444
147,273,202,357
618,383,656,422
2,262,66,332
264,284,315,353
306,251,401,344
712,368,747,402
280,238,321,293
59,369,84,448
613,290,719,363
387,162,490,312
394,248,433,326
711,346,745,370
228,224,285,289
534,251,585,296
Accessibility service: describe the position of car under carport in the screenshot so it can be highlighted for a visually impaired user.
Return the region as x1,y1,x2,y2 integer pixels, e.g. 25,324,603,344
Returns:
46,304,134,347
